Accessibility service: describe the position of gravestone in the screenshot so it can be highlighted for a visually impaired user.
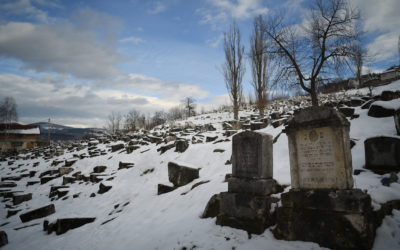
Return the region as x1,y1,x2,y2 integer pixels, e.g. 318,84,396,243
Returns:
274,106,375,250
364,136,400,173
215,131,279,234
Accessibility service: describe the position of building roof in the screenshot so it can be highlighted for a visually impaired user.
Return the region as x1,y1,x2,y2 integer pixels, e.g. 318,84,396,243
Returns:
0,123,40,135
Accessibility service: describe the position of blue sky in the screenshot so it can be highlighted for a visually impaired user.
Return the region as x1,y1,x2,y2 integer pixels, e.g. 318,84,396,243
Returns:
0,0,399,127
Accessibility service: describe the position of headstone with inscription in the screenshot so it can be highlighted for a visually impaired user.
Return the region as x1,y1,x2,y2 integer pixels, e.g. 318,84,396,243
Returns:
274,106,375,250
216,131,280,234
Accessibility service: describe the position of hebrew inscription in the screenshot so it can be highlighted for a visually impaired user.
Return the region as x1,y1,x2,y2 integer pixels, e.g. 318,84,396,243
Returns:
295,127,338,188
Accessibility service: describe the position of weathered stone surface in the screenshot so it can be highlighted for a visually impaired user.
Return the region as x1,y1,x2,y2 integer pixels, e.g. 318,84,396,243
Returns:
228,178,278,196
274,189,375,250
62,176,75,185
118,162,134,170
126,145,140,154
13,193,32,205
111,143,124,152
365,136,400,173
232,131,273,179
50,218,96,235
41,175,59,184
250,122,266,131
285,106,353,189
175,140,189,153
368,101,397,117
394,109,400,135
65,159,77,167
157,143,174,154
20,204,55,223
157,184,176,195
381,172,399,186
0,182,17,188
339,107,355,117
168,162,199,187
59,167,74,175
0,231,8,247
49,186,69,198
217,192,275,234
381,90,400,101
98,182,112,194
206,136,218,142
93,166,107,173
201,194,220,218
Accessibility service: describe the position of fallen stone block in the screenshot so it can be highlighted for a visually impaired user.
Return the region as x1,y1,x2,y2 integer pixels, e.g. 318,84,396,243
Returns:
98,182,112,194
65,159,77,167
201,194,220,218
111,144,124,152
0,231,8,247
118,162,134,170
44,218,96,235
168,162,199,187
20,204,55,223
0,182,17,188
365,136,400,173
59,167,74,175
13,193,32,205
175,140,189,153
157,184,176,195
368,100,400,118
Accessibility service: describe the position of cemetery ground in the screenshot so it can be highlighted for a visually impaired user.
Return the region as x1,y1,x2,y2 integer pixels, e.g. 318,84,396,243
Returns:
1,80,400,249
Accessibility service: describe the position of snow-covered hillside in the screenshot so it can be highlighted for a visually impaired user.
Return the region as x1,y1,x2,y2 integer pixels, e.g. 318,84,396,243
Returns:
1,81,400,250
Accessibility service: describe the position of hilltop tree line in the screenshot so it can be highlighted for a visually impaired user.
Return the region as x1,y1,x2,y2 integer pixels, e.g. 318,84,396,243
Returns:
222,0,366,119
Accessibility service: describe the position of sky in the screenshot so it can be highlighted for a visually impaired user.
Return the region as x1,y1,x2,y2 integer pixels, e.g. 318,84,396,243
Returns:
0,0,399,128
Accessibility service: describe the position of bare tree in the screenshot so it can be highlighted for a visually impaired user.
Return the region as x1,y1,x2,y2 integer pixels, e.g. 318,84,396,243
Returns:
348,42,366,88
264,0,359,106
182,97,196,118
124,109,141,131
222,21,245,119
0,96,18,125
106,111,122,134
250,15,270,116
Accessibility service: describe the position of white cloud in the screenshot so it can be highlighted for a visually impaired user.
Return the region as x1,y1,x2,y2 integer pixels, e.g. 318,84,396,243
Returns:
148,2,166,14
0,19,122,79
206,34,224,48
198,94,231,112
350,0,400,63
0,73,210,127
120,36,145,44
0,0,55,23
198,0,268,28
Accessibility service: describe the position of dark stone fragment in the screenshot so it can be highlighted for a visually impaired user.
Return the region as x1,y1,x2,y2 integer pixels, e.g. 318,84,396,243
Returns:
368,102,397,117
395,109,400,135
381,90,400,101
157,143,175,154
353,169,365,175
54,218,96,235
0,182,17,188
168,162,199,187
381,173,399,186
118,162,134,170
157,184,176,195
206,136,218,142
19,204,55,223
13,193,32,205
364,136,400,174
111,144,124,152
98,183,112,194
41,175,59,184
201,194,220,218
62,176,75,185
7,209,21,218
93,166,107,173
175,140,189,153
0,231,8,247
339,107,355,117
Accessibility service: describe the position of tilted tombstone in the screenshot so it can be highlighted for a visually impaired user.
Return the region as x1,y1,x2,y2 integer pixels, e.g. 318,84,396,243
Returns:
285,106,353,189
216,130,279,234
274,106,375,250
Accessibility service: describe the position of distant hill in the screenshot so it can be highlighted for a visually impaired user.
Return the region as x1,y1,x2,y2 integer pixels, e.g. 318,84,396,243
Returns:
30,122,105,141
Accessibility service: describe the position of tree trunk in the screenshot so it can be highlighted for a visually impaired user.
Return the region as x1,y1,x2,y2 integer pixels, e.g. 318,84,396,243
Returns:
310,91,319,106
233,105,239,120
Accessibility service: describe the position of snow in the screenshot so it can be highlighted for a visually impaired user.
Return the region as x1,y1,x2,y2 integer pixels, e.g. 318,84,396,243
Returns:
0,127,40,135
0,81,400,250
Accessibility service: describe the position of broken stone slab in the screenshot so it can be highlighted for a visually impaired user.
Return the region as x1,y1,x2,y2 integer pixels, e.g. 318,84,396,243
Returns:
206,136,218,142
364,136,400,174
111,143,124,152
168,162,199,187
20,204,56,223
118,162,134,170
49,186,69,198
62,176,76,185
39,169,59,178
250,122,267,131
0,182,17,188
13,193,32,205
65,159,78,167
44,218,96,235
381,173,399,186
157,184,176,195
339,107,355,117
41,175,59,184
157,143,175,154
93,166,107,173
98,182,112,194
0,231,8,247
395,109,400,135
368,100,400,118
126,145,140,154
59,167,74,175
175,140,189,153
201,194,220,218
7,209,21,218
217,192,276,234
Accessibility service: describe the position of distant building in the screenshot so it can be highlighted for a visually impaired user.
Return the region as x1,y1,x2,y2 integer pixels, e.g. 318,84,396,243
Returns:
0,123,40,153
380,65,400,82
